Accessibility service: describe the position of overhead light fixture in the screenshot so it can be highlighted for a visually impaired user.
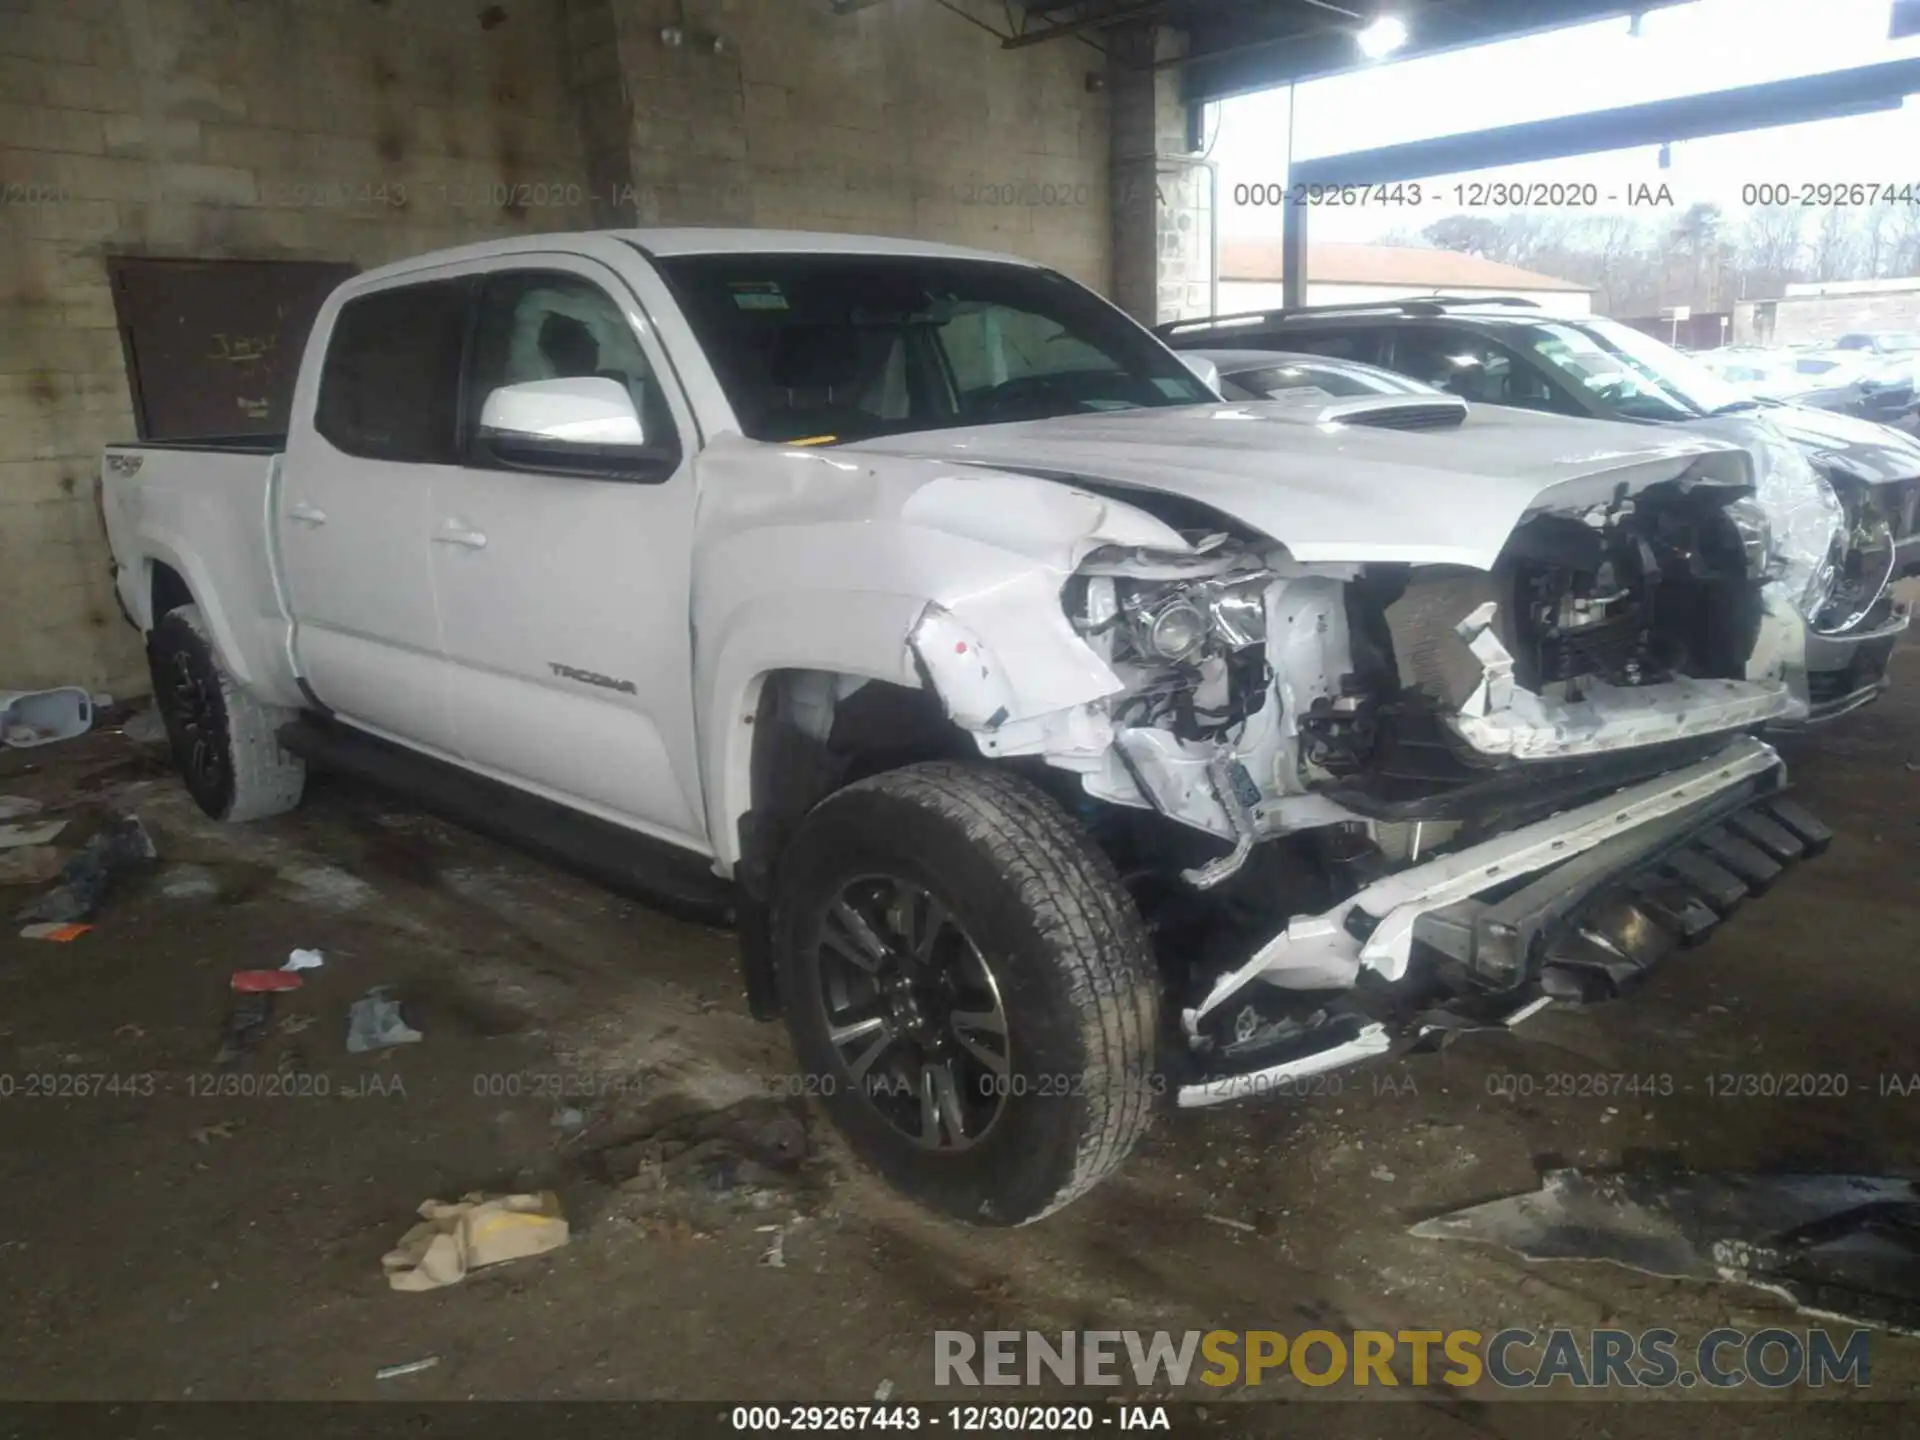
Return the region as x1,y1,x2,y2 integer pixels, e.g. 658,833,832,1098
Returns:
1355,14,1408,59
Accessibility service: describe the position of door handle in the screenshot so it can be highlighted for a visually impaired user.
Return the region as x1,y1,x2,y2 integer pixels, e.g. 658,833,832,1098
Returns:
432,523,487,550
288,501,328,525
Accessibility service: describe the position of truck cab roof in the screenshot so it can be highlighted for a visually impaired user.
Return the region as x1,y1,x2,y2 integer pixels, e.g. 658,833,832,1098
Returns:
350,228,1041,289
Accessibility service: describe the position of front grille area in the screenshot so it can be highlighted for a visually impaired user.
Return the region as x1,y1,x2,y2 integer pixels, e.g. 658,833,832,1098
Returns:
1538,616,1649,686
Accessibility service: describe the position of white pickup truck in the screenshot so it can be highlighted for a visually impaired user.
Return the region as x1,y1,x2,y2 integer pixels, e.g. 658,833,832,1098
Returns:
104,229,1837,1224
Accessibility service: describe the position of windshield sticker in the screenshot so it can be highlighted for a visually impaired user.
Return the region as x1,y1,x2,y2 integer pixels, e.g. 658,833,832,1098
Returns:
730,281,789,311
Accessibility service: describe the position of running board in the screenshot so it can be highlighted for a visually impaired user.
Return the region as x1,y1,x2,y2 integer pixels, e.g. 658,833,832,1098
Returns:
276,715,736,925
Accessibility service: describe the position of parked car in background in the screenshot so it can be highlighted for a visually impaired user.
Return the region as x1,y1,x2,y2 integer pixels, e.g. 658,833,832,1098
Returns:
102,230,1840,1223
1160,298,1918,720
1696,348,1867,414
1786,349,1918,429
1195,348,1441,402
1834,330,1920,362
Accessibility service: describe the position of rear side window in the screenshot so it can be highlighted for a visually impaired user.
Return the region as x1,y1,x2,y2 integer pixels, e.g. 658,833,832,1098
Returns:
314,281,467,462
1266,328,1386,365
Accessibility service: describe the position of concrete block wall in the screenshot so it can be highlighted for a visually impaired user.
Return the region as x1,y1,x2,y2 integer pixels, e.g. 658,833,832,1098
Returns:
1,0,593,697
577,0,1111,291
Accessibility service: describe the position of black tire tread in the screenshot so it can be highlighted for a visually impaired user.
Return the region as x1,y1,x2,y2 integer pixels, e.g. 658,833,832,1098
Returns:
829,761,1159,1222
159,605,305,823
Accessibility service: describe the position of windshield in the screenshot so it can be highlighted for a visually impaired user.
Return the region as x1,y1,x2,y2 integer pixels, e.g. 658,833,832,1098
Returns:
1219,358,1433,401
650,253,1213,443
1519,316,1749,419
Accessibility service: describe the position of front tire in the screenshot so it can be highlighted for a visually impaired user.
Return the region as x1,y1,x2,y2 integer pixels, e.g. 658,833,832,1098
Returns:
772,762,1160,1225
148,604,305,822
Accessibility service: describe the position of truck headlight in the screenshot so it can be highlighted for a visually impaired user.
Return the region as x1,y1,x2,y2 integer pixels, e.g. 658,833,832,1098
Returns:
1746,433,1846,623
1141,596,1208,662
1813,474,1898,636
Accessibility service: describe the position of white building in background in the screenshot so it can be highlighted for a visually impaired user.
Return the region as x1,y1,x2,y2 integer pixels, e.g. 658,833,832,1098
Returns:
1217,241,1595,316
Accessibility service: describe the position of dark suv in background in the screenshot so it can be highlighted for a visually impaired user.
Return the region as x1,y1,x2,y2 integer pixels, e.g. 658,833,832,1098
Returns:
1161,297,1920,720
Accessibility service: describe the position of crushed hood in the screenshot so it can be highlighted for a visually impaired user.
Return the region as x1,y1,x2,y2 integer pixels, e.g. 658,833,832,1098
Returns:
845,402,1752,569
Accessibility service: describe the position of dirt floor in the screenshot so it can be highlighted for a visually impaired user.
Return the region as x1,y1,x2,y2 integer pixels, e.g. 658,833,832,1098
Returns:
1,632,1917,1434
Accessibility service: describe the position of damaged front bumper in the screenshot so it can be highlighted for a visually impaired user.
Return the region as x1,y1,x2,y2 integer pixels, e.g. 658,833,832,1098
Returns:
1785,602,1912,724
1177,735,1830,1108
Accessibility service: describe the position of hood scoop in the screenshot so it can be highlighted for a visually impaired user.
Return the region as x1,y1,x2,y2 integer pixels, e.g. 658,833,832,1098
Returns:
1314,394,1470,431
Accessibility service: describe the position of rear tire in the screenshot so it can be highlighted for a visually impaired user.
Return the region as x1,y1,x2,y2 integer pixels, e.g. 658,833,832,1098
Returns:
772,762,1160,1225
148,604,305,822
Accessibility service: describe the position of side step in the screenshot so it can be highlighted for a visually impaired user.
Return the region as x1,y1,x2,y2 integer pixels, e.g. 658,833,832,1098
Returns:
277,715,737,925
1540,795,1829,998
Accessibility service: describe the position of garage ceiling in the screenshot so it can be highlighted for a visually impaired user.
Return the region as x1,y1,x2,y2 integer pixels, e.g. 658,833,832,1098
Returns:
994,0,1686,102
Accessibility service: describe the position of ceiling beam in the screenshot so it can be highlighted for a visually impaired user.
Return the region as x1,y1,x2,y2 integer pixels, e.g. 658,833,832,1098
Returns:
1287,58,1920,185
1002,0,1179,48
1180,1,1688,103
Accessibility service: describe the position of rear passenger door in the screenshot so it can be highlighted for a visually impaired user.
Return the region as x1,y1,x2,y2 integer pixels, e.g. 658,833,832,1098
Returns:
280,278,466,757
426,259,709,852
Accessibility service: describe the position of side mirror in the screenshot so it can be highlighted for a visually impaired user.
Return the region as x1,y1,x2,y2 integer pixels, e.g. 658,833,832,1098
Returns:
476,377,678,480
1178,354,1222,396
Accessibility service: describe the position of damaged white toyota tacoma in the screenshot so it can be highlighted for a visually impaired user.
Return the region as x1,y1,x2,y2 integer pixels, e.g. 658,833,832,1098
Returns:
101,230,1842,1225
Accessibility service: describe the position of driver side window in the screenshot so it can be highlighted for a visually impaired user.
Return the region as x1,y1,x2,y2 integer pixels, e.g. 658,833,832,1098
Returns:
465,271,679,460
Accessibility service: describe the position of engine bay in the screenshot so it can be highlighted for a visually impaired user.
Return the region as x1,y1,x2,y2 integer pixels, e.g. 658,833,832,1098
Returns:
1064,475,1802,855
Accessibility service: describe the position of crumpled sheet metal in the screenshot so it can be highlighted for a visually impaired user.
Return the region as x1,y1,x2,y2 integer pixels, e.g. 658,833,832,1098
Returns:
1412,1169,1920,1333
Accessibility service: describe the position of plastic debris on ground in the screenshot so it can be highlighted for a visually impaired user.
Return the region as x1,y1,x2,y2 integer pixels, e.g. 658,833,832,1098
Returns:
374,1356,441,1380
216,971,304,1063
1411,1168,1920,1333
347,986,422,1052
17,815,157,924
0,797,42,822
382,1192,569,1292
0,687,94,748
756,1218,804,1268
158,865,221,901
0,820,66,849
283,948,325,972
0,847,67,886
19,922,91,942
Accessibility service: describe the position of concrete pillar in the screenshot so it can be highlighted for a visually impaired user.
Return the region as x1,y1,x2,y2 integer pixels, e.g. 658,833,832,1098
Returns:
562,0,752,227
1108,22,1214,325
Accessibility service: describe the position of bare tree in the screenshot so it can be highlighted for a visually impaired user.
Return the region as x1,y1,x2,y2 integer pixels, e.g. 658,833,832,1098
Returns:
1669,202,1725,310
1809,207,1865,283
1859,203,1900,279
1734,206,1806,295
1420,215,1509,258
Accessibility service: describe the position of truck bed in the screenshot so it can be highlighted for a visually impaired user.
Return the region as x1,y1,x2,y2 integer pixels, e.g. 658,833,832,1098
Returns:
101,440,302,707
111,434,287,454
